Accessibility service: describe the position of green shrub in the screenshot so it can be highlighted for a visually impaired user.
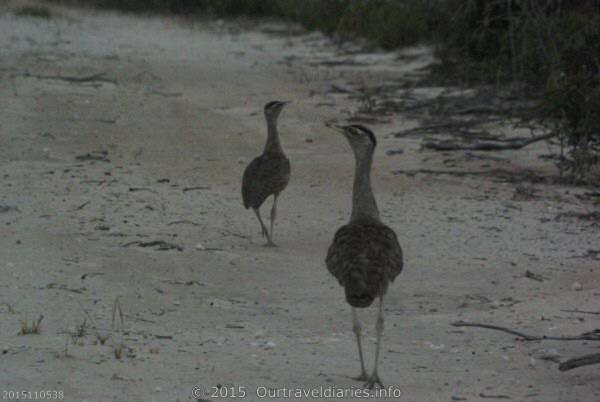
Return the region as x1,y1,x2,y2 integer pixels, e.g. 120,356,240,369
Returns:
435,0,600,180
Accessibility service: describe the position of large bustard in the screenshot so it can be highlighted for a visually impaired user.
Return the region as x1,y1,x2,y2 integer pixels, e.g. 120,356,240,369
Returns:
326,124,403,389
242,101,290,247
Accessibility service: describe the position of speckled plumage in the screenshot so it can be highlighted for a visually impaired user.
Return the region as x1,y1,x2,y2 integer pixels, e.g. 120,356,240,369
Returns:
325,124,404,388
241,101,290,246
242,153,290,210
326,219,403,308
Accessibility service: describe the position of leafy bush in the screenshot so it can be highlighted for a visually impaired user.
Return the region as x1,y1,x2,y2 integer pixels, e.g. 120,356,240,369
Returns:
431,0,600,181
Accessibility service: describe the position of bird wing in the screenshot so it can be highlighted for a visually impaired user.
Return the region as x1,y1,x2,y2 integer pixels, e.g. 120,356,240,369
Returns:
242,154,290,209
326,222,403,288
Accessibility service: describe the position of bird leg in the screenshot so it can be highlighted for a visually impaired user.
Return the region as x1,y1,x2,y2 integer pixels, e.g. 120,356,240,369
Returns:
352,307,368,381
365,297,384,389
268,193,279,246
253,208,273,245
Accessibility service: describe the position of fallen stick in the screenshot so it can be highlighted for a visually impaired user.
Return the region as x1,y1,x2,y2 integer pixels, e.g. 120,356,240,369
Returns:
479,393,511,399
394,169,488,177
167,220,200,226
392,168,542,183
559,353,600,371
560,309,600,315
452,321,600,341
423,133,557,151
121,240,183,251
18,71,116,84
183,186,210,192
75,201,90,210
394,118,505,137
524,270,546,282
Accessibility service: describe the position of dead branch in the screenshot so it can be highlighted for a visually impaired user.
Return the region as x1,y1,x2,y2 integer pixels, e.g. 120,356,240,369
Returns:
17,71,116,84
394,169,488,177
456,106,510,115
560,309,600,315
394,118,505,137
392,168,544,184
524,270,546,282
423,132,557,151
452,321,600,341
559,353,600,371
148,89,182,97
121,240,183,251
167,220,200,226
74,201,90,211
183,186,210,192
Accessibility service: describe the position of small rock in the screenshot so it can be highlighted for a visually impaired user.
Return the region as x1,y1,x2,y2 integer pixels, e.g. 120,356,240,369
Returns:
195,243,206,251
424,341,444,350
572,282,583,291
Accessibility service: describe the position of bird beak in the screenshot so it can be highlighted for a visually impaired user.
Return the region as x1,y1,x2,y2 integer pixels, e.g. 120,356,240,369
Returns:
328,124,346,134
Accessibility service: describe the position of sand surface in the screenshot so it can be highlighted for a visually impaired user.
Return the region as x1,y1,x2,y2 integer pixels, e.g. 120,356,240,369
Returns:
1,2,599,401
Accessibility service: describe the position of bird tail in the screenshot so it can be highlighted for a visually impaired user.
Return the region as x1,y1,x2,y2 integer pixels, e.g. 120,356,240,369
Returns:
345,288,375,308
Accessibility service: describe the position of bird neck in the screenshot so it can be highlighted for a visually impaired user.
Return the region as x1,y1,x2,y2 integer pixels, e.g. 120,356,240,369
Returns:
350,149,380,223
264,117,283,154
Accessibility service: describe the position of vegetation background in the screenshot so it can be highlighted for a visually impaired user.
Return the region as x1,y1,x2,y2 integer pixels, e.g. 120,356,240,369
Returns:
40,0,599,183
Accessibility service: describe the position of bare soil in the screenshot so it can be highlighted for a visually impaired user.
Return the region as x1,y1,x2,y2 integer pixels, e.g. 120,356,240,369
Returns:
1,2,599,401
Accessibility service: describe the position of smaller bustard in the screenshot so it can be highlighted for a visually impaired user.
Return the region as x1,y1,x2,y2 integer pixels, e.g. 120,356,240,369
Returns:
242,101,291,246
326,124,403,389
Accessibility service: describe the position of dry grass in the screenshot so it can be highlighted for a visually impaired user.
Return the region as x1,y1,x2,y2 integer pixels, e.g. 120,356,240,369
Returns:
111,298,125,360
19,313,44,335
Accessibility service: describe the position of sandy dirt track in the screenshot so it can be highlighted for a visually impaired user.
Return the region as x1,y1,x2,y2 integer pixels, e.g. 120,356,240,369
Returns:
1,2,599,401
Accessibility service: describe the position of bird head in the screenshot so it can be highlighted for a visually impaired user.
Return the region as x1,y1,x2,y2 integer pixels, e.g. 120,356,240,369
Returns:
264,101,289,120
330,124,377,154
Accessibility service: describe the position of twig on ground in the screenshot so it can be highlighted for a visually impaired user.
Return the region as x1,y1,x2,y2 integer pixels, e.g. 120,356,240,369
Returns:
167,220,201,226
479,393,511,400
121,240,183,251
560,309,600,315
75,151,110,162
524,270,546,282
17,71,116,84
559,353,600,371
393,168,545,183
75,201,90,210
393,118,505,137
452,321,600,341
422,133,557,151
183,186,211,192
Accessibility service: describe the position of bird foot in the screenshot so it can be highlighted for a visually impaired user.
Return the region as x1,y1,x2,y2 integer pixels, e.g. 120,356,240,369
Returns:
353,372,369,382
364,373,383,389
